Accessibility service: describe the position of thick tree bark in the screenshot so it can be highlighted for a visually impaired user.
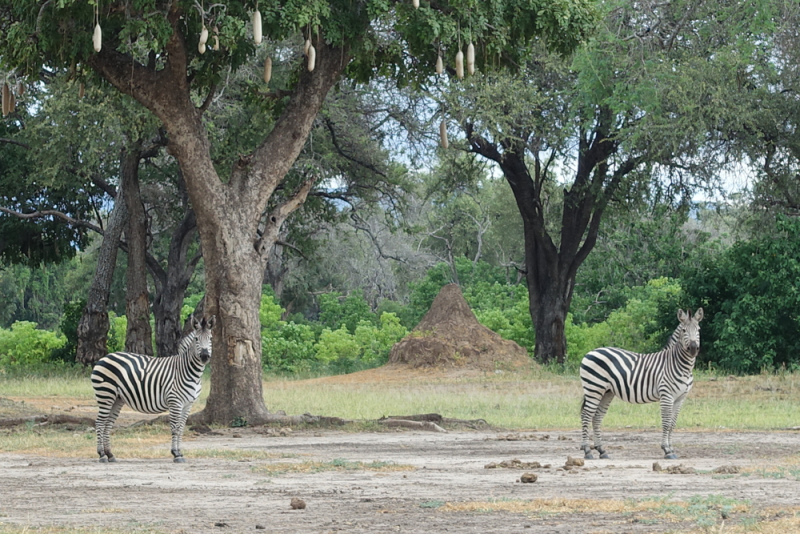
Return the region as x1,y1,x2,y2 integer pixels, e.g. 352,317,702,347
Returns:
467,108,633,364
76,181,127,366
151,173,200,357
88,11,350,424
121,143,154,355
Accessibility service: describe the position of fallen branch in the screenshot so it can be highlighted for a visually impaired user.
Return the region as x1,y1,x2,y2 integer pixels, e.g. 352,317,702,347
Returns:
378,419,446,433
0,414,96,428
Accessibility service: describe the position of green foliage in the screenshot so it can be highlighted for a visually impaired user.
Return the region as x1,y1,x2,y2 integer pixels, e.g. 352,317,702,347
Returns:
565,278,684,364
683,216,800,373
107,313,127,353
259,286,284,328
49,300,85,364
262,321,318,373
318,290,376,333
0,321,66,368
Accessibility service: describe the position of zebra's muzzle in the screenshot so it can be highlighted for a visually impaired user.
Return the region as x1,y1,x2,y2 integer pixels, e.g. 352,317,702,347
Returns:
199,350,211,364
688,341,699,357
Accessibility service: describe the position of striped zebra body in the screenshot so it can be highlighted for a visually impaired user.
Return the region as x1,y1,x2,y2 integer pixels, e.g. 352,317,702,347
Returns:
92,315,215,463
579,308,703,460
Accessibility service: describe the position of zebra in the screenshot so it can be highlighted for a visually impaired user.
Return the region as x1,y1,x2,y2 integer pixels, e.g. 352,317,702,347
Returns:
579,308,703,460
91,315,216,463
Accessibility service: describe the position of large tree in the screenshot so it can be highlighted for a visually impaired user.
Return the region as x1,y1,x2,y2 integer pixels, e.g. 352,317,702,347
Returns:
437,0,779,363
1,0,596,424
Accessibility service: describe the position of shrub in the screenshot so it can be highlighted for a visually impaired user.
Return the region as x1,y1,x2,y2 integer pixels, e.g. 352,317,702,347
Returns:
0,321,66,368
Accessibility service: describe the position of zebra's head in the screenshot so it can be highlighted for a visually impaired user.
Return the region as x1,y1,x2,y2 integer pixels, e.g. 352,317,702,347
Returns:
191,315,216,364
677,308,703,358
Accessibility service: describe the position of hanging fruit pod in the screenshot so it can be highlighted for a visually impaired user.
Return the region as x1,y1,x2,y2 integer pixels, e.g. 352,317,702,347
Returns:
2,83,9,117
198,42,206,54
252,10,262,45
264,56,272,84
93,23,102,52
79,82,85,99
212,35,219,51
466,42,475,75
455,50,464,80
16,81,24,97
307,45,316,72
200,25,209,45
412,0,419,8
304,39,311,55
8,90,14,113
435,54,443,75
439,120,448,149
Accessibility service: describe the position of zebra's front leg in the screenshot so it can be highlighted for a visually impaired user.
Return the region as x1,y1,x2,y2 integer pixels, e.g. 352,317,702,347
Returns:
660,396,678,459
664,393,688,459
169,402,193,463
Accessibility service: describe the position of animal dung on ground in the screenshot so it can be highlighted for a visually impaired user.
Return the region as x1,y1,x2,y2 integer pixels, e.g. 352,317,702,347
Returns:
564,456,584,467
520,472,538,483
290,497,306,510
653,461,662,472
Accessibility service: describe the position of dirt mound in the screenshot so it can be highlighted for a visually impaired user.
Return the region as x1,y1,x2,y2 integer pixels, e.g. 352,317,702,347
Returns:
388,284,531,372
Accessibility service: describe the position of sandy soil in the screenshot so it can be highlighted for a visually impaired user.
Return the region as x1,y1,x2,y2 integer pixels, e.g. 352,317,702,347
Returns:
2,424,800,533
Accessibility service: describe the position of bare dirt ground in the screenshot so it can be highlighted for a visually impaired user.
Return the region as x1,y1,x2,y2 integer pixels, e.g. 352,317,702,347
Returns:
3,422,800,533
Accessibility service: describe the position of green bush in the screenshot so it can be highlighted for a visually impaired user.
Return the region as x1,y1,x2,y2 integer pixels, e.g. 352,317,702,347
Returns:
0,321,66,368
683,216,800,373
318,290,376,333
262,321,317,373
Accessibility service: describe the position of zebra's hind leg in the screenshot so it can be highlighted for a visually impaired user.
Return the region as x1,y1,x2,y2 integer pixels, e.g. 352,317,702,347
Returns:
580,395,596,459
592,391,615,459
96,397,124,463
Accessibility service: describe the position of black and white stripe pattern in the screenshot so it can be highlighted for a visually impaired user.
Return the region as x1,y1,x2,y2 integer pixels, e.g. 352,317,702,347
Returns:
92,315,216,463
580,308,703,460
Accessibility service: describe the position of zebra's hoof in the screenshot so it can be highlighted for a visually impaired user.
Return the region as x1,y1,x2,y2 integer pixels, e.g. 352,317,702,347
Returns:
174,457,186,463
583,451,594,460
599,452,610,459
99,456,108,463
664,453,678,460
107,456,117,463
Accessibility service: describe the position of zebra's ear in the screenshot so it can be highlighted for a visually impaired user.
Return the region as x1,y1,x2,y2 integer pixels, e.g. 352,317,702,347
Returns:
677,309,689,323
205,315,216,330
694,308,704,323
191,315,201,331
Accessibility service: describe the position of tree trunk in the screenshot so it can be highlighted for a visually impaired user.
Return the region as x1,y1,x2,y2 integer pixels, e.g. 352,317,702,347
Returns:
89,19,349,424
121,143,154,355
76,180,127,365
197,229,269,425
152,200,199,357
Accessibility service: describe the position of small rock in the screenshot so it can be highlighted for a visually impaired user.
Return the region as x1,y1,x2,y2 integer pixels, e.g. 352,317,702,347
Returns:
290,497,306,510
255,525,266,530
520,472,538,483
232,433,242,438
214,522,229,527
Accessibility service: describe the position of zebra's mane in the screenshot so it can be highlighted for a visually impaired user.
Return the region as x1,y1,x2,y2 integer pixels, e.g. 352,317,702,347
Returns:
175,330,197,358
